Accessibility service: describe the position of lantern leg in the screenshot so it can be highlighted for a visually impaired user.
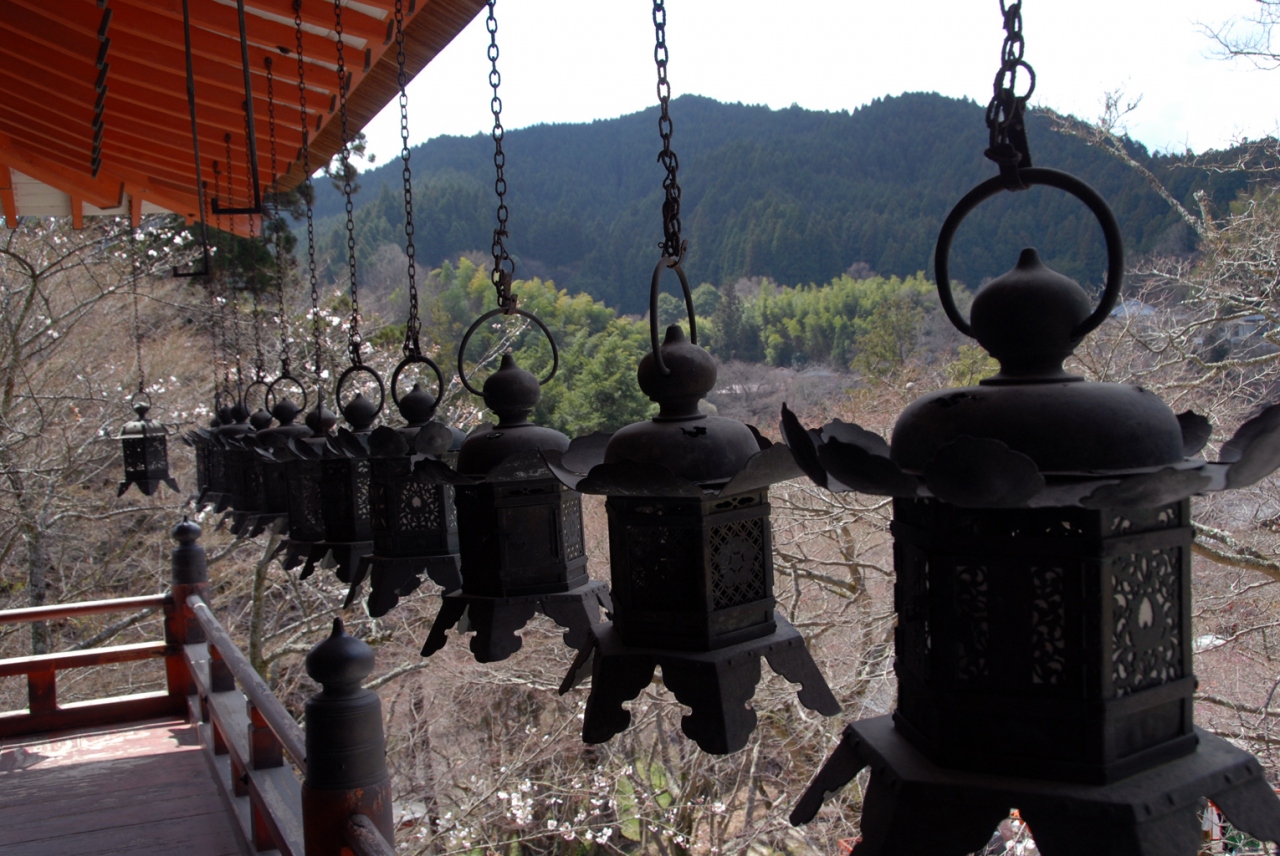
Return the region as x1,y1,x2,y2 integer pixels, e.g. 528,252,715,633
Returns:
420,597,470,657
659,649,761,755
463,598,538,663
579,624,659,745
536,581,612,651
793,716,1280,856
360,555,461,618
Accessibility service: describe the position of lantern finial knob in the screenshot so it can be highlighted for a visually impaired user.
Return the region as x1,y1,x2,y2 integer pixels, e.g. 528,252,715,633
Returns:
637,324,715,420
969,247,1093,385
342,392,379,432
482,353,540,427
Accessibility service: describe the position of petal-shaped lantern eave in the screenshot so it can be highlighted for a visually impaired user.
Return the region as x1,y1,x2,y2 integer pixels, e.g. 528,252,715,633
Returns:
542,427,801,499
328,427,372,460
782,403,1280,510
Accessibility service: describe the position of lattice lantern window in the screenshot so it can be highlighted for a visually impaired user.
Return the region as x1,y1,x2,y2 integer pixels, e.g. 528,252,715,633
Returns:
115,393,179,498
314,370,382,586
354,358,466,618
275,401,338,575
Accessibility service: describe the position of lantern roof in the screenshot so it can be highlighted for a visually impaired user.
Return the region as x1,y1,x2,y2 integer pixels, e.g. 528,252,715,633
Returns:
0,0,488,231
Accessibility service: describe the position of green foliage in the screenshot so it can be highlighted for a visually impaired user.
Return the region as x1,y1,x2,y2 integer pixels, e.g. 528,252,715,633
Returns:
946,343,1000,386
311,93,1246,315
710,272,934,368
420,261,655,435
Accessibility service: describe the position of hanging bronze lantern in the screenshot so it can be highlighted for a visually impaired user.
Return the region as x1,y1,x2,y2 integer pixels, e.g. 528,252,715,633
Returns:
239,378,310,539
276,396,337,575
310,367,381,585
352,356,464,617
116,393,180,497
226,381,273,536
417,314,609,664
785,168,1280,853
548,284,840,754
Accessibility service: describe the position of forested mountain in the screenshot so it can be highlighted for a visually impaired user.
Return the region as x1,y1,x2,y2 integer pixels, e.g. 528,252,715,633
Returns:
312,92,1247,314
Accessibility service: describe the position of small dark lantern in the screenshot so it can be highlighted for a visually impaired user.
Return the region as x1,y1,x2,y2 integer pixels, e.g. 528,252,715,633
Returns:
549,310,840,755
418,343,609,663
240,380,310,539
116,231,178,500
225,382,273,535
210,396,253,514
353,358,465,617
786,168,1280,853
116,393,179,497
308,371,381,585
275,398,338,575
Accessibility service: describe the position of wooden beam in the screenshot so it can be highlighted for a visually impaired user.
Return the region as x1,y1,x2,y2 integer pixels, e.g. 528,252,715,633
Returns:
70,195,85,229
129,190,143,227
0,134,124,209
0,166,16,226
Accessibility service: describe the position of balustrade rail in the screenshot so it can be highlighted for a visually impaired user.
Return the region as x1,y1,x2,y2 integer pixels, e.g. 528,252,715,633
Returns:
0,519,396,856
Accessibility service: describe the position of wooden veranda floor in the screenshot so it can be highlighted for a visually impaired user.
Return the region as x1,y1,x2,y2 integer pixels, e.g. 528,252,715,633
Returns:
0,717,248,856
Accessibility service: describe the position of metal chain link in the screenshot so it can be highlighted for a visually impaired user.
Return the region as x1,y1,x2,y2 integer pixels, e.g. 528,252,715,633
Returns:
224,133,236,236
294,2,322,383
211,163,232,403
244,100,266,381
653,0,684,263
984,0,1036,185
334,0,362,366
265,55,291,377
395,0,421,356
487,0,516,311
131,228,145,395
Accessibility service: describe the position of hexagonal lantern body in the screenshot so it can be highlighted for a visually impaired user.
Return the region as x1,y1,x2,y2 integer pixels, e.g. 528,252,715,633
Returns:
606,489,774,651
257,400,308,517
454,356,584,598
277,402,337,574
116,401,179,497
558,323,839,755
357,381,466,617
213,400,254,513
453,469,586,598
227,404,277,536
419,354,609,665
316,391,379,584
891,497,1194,784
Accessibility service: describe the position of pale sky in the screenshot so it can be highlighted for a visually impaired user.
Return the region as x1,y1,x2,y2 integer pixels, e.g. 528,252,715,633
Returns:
358,0,1278,168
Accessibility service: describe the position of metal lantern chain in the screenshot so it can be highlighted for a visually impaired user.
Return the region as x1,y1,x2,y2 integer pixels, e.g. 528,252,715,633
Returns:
395,0,421,357
266,55,291,377
130,229,146,396
653,0,684,263
334,0,362,366
984,0,1036,183
295,2,323,383
487,0,515,312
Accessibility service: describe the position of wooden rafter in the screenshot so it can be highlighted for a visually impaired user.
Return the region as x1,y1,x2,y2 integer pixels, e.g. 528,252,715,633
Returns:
0,0,488,228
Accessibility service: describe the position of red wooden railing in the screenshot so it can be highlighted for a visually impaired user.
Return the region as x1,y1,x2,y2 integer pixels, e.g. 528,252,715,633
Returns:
0,520,396,856
0,593,185,738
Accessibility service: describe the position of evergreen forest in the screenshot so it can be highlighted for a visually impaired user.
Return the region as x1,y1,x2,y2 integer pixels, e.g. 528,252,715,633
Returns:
310,92,1247,315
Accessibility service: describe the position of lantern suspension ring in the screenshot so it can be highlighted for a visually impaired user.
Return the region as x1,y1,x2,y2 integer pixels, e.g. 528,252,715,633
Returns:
648,257,698,377
391,354,444,411
933,167,1123,342
456,308,559,396
335,364,386,420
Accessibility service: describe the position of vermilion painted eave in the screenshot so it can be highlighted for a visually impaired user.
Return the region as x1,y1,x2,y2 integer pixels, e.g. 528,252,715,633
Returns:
0,0,490,228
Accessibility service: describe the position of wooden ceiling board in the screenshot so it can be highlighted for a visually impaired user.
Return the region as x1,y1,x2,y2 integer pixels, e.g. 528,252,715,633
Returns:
0,0,488,227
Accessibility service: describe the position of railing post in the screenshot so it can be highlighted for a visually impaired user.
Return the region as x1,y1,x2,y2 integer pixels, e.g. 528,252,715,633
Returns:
301,618,393,856
164,516,208,700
